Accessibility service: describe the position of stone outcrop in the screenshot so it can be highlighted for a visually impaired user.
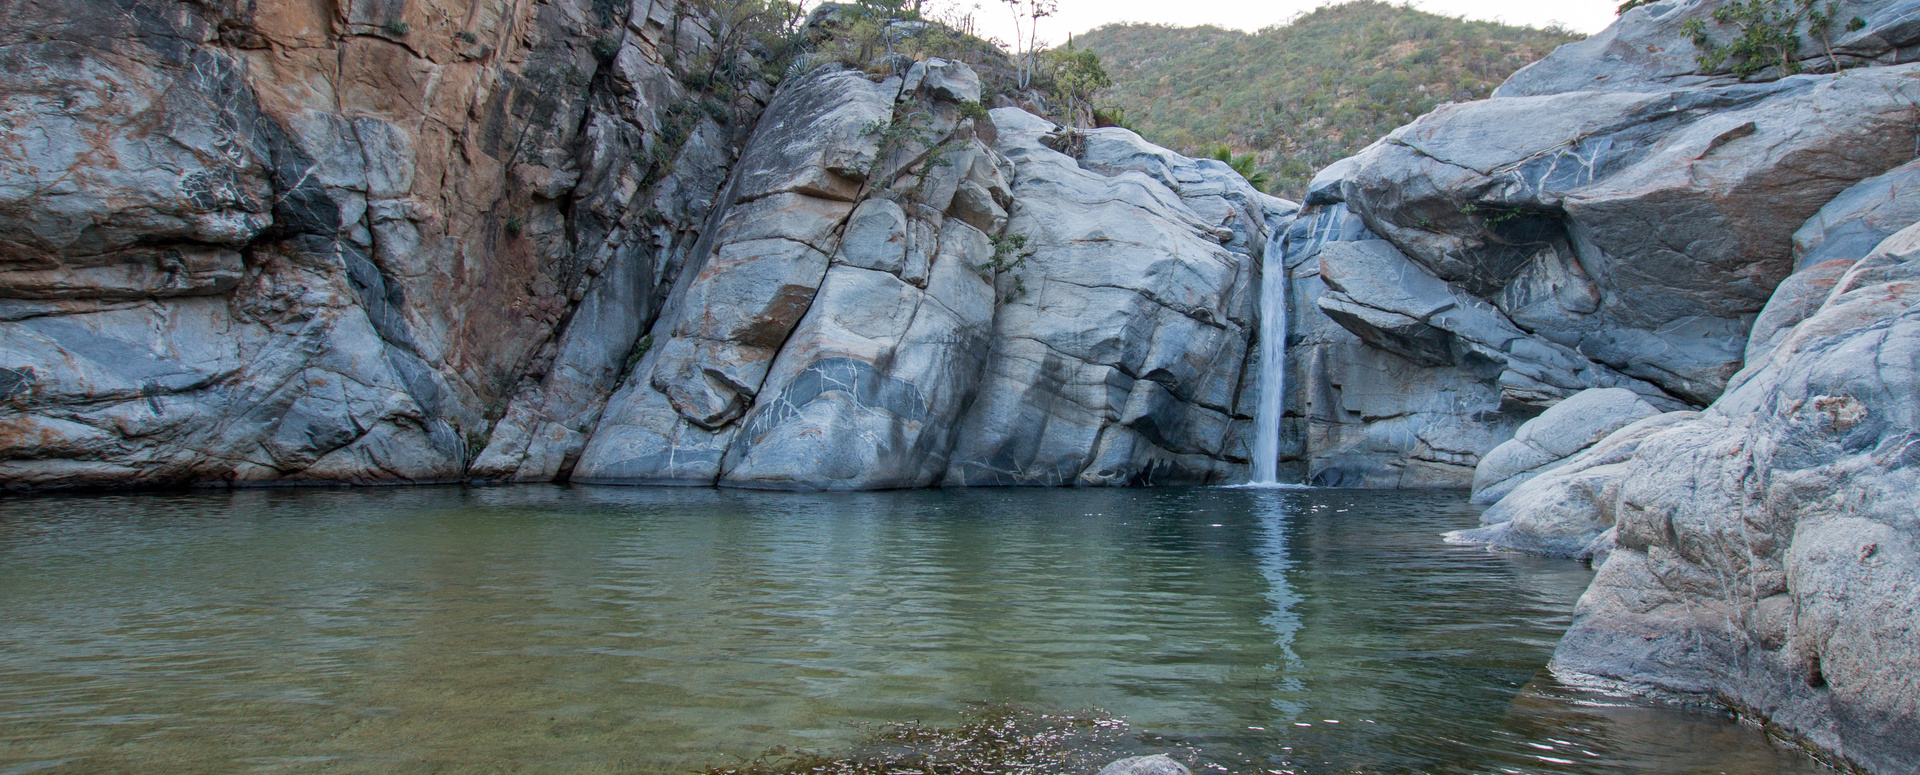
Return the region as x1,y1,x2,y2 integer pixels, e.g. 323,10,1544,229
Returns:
1495,0,1920,98
1414,2,1920,771
0,2,1286,491
1467,387,1659,506
1541,225,1920,773
0,0,764,488
1275,0,1920,486
574,68,1290,488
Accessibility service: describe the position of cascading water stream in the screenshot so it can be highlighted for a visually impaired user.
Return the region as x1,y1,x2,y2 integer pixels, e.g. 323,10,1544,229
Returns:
1251,248,1288,484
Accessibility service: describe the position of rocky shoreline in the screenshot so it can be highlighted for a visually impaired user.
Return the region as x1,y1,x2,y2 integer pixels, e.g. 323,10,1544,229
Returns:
3,0,1918,770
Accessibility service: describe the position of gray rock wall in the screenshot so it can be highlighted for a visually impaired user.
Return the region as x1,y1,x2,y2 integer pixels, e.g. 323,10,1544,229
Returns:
0,0,1286,492
575,67,1293,489
1545,228,1920,773
1425,3,1920,771
0,0,765,489
1277,0,1920,487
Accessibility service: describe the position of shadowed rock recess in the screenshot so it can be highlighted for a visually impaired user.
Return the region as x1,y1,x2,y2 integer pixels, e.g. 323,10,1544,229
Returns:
0,0,1291,490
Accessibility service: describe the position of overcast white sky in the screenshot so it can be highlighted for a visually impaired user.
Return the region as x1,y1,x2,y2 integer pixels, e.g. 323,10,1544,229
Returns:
916,0,1619,47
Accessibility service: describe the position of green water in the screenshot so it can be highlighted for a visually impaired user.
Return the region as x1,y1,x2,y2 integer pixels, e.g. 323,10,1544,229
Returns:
0,486,1824,774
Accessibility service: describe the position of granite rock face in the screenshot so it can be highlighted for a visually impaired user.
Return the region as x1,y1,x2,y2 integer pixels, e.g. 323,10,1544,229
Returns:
1543,227,1920,773
1428,4,1920,770
1496,0,1920,98
0,0,763,488
1468,387,1660,506
575,69,1290,488
0,2,1282,492
1273,0,1920,486
943,111,1286,487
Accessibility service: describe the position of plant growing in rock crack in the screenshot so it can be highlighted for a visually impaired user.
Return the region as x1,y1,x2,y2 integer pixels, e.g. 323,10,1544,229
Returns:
1208,145,1271,191
504,214,525,237
1458,201,1522,228
1681,0,1848,78
984,233,1032,303
860,104,943,180
638,99,707,186
620,335,655,381
1040,128,1087,158
385,21,410,36
591,36,621,61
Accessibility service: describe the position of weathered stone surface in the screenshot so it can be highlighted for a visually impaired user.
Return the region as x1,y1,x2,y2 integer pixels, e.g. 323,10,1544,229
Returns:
1547,260,1920,772
0,0,762,488
1282,9,1920,486
1449,410,1698,559
575,59,1289,490
904,58,983,104
573,63,896,485
1336,67,1920,406
1794,160,1920,270
941,109,1288,487
1469,387,1661,506
1497,0,1920,98
1738,258,1859,374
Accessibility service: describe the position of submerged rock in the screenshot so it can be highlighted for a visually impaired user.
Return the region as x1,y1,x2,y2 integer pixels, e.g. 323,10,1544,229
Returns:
1098,754,1193,775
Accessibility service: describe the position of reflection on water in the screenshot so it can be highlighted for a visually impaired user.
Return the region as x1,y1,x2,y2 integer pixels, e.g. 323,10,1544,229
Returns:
0,487,1822,774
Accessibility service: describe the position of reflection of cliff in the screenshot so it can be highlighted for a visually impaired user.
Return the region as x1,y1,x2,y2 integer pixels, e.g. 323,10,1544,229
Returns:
1498,678,1815,774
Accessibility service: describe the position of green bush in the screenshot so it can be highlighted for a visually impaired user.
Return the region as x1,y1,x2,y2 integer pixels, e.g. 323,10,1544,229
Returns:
1681,0,1846,77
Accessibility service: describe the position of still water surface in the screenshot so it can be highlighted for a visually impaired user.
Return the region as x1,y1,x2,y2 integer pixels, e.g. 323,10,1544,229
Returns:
0,486,1824,774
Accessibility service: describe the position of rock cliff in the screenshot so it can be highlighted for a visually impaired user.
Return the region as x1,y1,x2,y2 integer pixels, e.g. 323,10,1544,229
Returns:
1335,1,1920,770
0,0,773,487
1277,0,1920,489
0,1,1288,491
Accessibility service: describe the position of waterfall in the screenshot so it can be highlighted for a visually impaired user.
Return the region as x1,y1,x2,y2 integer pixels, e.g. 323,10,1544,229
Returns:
1251,246,1288,485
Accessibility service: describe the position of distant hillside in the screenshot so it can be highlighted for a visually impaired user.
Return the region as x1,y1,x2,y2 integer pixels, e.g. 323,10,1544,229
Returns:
1075,2,1581,198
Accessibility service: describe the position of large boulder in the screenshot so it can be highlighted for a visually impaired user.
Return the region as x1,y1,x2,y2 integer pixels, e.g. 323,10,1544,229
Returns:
1547,224,1920,773
1468,387,1661,506
1448,409,1699,560
1280,0,1920,486
1497,0,1920,98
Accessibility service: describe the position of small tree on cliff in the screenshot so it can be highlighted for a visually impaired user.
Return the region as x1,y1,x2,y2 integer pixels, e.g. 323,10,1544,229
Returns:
1002,0,1057,89
1044,42,1110,106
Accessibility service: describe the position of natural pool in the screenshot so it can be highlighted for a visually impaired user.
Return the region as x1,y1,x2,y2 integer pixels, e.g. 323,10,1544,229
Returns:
0,486,1825,774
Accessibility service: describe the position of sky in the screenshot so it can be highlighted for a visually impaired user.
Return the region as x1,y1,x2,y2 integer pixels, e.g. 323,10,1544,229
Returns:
915,0,1620,48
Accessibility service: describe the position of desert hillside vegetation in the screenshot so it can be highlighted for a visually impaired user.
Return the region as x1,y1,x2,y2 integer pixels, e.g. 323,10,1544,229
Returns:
1076,1,1582,198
